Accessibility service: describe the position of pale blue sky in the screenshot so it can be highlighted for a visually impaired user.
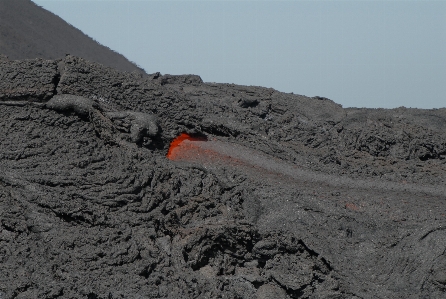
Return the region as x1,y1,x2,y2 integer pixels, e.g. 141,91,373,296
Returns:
33,0,445,109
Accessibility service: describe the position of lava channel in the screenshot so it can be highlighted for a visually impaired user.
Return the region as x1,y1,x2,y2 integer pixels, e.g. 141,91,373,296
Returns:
166,133,245,166
165,133,446,197
166,132,281,173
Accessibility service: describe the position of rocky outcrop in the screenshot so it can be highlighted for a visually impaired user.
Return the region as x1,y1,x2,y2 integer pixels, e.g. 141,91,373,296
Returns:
0,58,58,102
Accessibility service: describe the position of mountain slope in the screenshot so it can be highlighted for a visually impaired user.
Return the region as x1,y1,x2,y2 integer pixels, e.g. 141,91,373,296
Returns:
0,0,145,74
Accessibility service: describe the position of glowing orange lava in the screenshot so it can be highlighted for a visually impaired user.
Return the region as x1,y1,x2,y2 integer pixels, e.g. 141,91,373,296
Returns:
166,133,250,170
166,133,207,160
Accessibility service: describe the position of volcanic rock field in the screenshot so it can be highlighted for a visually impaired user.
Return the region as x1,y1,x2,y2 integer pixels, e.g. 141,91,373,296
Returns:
1,1,446,298
1,53,445,299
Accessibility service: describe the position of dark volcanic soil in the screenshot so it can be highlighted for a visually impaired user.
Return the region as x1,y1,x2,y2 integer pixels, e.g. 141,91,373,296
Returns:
0,55,445,299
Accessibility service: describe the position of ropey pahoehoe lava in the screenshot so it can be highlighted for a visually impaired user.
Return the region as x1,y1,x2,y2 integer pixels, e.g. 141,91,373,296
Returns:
1,31,446,299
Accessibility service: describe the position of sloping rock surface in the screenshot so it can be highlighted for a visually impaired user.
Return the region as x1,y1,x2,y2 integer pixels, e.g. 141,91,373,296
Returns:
0,0,145,74
0,56,445,298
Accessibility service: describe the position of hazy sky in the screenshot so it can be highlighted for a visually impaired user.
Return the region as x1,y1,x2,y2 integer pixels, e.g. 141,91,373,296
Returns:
33,0,445,109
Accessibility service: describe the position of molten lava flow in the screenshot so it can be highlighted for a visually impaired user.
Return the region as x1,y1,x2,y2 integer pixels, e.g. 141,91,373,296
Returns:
166,133,207,160
166,133,248,167
166,133,446,199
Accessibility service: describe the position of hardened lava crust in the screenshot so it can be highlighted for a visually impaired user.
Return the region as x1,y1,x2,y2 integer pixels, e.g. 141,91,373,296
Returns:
0,54,446,299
